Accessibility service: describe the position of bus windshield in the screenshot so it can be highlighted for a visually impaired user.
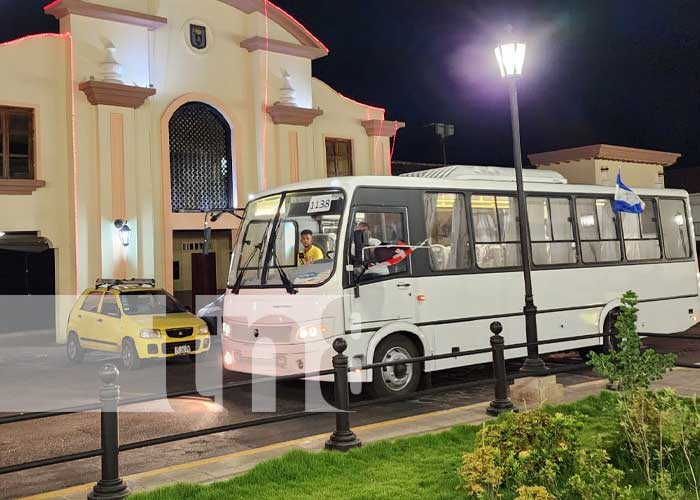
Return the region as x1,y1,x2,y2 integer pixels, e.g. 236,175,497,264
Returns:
229,190,345,288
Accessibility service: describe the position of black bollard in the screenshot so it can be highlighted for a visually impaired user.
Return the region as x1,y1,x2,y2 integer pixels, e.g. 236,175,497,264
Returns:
486,321,516,416
88,364,129,500
325,338,362,452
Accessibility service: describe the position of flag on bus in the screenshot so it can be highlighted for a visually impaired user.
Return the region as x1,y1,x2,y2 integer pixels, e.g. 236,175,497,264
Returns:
613,173,645,213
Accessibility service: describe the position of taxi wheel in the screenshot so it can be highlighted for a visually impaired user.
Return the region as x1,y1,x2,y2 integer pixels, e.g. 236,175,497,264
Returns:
66,332,84,364
121,338,142,370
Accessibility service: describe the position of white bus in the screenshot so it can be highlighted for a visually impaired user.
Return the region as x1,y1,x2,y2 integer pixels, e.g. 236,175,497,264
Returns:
221,166,700,396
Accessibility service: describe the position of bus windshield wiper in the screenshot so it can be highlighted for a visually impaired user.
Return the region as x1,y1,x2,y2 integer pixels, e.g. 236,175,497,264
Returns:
270,246,297,295
229,241,263,294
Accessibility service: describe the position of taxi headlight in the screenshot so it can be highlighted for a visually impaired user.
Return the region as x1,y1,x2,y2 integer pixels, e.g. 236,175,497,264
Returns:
198,324,209,335
139,329,162,339
295,324,327,341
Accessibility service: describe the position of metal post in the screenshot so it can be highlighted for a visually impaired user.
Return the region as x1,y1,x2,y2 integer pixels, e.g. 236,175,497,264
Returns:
487,321,516,416
507,78,547,375
325,338,362,452
88,364,129,500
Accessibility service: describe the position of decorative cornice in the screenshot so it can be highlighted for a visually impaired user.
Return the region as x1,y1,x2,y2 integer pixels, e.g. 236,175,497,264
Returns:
267,104,323,126
240,36,327,60
78,80,156,109
0,179,46,195
44,0,167,30
361,120,406,138
218,0,328,56
529,144,681,167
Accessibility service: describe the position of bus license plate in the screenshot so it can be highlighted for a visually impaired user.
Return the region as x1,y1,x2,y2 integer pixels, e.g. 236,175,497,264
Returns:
174,345,191,355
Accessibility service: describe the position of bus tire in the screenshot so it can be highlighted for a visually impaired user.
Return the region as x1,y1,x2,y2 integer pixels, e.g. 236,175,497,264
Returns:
66,332,84,364
603,309,621,352
121,338,142,370
369,334,421,398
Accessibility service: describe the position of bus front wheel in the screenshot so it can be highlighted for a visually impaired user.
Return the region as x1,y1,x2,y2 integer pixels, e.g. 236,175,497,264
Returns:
369,335,421,398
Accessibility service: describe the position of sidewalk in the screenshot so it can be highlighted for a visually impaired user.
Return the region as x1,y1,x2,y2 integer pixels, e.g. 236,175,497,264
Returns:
20,368,700,500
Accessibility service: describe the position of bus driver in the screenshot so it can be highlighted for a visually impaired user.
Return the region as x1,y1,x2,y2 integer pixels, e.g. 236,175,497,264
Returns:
299,229,324,264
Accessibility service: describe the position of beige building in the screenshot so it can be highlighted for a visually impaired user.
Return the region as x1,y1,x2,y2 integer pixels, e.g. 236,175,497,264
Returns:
529,144,681,188
0,0,403,338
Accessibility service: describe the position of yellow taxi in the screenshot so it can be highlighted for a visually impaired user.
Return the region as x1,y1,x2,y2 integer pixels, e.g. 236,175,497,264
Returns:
66,279,211,369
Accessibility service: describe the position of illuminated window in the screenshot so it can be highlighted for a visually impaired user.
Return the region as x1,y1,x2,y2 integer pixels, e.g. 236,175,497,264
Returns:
325,138,352,177
471,194,521,268
169,102,233,212
575,198,621,263
527,197,577,266
424,192,470,270
0,106,35,180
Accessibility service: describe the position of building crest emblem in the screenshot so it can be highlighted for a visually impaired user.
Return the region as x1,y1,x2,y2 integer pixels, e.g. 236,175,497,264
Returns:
190,24,207,50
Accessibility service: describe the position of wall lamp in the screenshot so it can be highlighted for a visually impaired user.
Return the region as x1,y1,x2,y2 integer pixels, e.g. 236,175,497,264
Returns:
114,219,132,247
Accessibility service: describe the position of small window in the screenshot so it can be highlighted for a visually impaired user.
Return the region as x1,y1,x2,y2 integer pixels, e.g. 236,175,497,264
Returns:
621,198,661,260
325,138,353,177
424,192,470,270
0,107,35,180
527,197,577,266
659,198,691,259
471,194,521,268
352,210,408,280
575,198,622,263
100,294,121,318
81,292,102,313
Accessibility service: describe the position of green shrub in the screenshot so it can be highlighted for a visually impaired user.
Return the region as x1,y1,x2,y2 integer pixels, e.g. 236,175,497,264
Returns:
588,290,676,392
567,448,632,499
460,409,629,499
514,485,555,500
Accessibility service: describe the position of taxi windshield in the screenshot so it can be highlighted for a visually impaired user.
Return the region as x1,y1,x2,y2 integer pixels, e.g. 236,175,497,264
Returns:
120,291,187,315
229,190,345,288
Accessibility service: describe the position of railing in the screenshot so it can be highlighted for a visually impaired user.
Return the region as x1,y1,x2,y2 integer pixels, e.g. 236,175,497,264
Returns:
1,326,698,498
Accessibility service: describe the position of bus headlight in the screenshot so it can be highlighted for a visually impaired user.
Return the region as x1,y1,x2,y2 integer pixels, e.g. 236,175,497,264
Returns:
198,324,209,335
140,329,162,339
295,324,327,341
222,322,231,337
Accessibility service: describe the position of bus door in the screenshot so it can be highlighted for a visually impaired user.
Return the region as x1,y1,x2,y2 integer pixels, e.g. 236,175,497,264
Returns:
344,206,415,334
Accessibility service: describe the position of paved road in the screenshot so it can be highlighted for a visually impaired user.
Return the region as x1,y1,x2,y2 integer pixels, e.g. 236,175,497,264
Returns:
1,328,699,499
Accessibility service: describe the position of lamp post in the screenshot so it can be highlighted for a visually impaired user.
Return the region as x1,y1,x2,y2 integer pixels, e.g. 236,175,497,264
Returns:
495,32,547,374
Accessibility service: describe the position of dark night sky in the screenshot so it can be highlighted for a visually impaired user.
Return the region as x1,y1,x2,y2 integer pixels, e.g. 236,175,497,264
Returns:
3,0,700,168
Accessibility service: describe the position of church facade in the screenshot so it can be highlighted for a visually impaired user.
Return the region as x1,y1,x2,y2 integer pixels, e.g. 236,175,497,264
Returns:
0,0,403,338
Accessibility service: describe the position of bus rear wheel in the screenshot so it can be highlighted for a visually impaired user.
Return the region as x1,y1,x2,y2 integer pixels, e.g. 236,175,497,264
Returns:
369,335,421,398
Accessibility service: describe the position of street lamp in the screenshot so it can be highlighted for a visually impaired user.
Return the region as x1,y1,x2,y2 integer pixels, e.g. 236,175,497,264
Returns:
495,30,547,374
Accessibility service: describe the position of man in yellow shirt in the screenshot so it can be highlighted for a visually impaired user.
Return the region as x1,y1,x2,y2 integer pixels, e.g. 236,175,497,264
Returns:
299,230,324,264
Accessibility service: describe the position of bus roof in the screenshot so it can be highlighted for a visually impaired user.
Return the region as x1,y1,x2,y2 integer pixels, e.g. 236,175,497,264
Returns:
252,166,689,201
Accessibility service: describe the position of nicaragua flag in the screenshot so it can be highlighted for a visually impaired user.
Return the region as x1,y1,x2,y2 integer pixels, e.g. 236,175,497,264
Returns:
613,173,645,213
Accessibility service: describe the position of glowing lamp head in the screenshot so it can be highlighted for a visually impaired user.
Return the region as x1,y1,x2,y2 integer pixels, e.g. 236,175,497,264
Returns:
114,219,132,247
494,42,526,78
0,231,5,238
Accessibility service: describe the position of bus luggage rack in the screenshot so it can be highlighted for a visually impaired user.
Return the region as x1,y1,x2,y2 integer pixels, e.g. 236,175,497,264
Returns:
1,328,697,499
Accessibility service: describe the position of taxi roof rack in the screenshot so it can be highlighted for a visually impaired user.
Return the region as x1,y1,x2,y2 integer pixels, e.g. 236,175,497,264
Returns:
96,278,156,290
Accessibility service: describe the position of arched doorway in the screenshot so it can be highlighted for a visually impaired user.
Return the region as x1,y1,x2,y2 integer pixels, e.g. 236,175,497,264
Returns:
167,101,235,309
168,101,234,212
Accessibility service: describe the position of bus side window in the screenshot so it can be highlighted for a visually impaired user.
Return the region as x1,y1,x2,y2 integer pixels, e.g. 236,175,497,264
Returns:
575,198,621,263
424,192,470,271
352,210,408,280
621,198,661,261
527,196,577,266
471,194,521,268
659,198,691,259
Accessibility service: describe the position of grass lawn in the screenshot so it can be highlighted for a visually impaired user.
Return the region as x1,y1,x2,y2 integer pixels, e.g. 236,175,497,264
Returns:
132,393,654,500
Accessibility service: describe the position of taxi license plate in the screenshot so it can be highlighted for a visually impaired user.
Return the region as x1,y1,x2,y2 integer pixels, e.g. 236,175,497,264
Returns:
174,345,191,355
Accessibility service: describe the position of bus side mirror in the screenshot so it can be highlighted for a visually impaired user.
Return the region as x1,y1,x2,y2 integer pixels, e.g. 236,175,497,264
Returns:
353,229,369,265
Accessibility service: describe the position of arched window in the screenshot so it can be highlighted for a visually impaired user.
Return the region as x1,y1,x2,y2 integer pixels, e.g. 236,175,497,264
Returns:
169,102,233,212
